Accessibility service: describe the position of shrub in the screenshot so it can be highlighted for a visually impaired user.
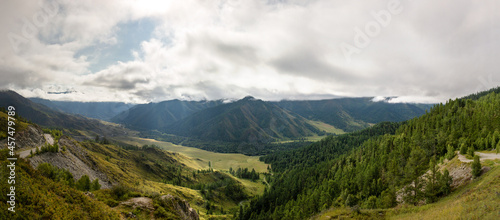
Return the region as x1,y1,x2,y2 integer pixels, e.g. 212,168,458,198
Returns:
76,175,91,191
91,179,101,191
111,184,131,200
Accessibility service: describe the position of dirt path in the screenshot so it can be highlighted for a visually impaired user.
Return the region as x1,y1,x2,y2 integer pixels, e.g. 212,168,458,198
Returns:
18,134,55,158
457,151,500,163
44,134,55,145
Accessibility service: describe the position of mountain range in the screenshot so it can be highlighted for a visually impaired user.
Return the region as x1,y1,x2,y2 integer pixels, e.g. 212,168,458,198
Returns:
30,98,134,121
112,96,432,143
111,99,223,131
274,98,433,132
163,96,319,142
0,90,131,139
1,87,499,219
5,91,434,145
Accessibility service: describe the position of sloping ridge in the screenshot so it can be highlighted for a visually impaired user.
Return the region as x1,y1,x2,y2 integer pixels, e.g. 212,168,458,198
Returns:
0,90,131,138
274,97,432,132
164,96,319,142
30,97,134,121
111,99,223,130
28,136,112,189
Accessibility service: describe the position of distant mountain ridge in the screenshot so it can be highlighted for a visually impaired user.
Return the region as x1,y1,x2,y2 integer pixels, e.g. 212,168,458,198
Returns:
30,98,134,121
274,97,433,132
0,90,130,139
109,96,433,143
111,99,224,130
11,91,434,144
163,96,319,142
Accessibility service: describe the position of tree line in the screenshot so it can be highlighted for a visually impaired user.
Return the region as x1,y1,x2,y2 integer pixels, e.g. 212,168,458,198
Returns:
239,88,500,219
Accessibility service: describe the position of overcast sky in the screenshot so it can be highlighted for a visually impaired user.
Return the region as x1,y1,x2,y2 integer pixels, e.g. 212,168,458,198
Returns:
1,0,499,103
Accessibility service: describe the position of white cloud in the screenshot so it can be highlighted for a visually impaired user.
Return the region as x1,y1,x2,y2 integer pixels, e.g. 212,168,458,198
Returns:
1,0,499,103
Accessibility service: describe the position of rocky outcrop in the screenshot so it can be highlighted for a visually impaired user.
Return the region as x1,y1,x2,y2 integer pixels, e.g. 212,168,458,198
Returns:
120,197,154,212
159,194,199,220
0,125,46,149
29,136,112,189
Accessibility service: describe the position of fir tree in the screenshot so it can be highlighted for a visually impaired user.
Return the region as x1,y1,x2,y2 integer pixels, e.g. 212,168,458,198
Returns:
471,155,482,178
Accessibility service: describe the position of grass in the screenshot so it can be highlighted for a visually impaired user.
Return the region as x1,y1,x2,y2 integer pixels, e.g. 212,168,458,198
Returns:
313,158,500,220
387,164,500,219
78,138,259,219
271,120,345,143
312,207,385,219
116,136,268,173
308,120,345,135
0,111,29,139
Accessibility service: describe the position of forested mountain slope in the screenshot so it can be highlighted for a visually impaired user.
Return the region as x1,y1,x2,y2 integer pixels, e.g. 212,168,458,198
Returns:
241,88,500,219
274,98,432,132
30,98,134,121
164,96,320,142
111,99,223,130
0,90,129,139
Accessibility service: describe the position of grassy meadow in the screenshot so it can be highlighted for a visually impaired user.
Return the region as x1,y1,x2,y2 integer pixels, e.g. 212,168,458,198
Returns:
116,136,269,173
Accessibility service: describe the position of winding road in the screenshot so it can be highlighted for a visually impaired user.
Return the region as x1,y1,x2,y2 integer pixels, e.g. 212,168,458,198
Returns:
457,151,500,163
17,134,55,158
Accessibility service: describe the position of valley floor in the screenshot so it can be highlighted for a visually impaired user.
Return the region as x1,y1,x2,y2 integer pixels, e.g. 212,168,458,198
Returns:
116,136,268,173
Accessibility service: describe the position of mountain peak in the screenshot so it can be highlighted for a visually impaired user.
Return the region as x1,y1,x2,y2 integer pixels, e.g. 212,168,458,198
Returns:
242,96,257,101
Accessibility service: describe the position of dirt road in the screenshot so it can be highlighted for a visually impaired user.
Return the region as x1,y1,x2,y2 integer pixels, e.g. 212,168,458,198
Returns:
457,151,500,163
17,134,55,158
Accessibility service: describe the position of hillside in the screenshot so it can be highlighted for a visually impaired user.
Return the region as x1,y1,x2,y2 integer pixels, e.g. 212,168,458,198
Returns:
240,88,500,219
274,97,432,132
0,149,120,219
0,90,132,139
164,96,320,143
0,105,264,219
30,98,134,121
111,99,223,130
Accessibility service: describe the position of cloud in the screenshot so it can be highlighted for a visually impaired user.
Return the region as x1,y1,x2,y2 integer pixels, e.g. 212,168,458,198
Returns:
0,0,499,103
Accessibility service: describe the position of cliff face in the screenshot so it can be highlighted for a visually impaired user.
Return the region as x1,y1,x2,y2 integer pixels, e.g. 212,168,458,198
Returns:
159,194,200,220
0,125,46,149
29,136,112,189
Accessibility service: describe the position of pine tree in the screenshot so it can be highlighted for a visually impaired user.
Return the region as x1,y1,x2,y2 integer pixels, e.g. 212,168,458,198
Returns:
471,155,481,178
467,147,475,157
425,158,439,203
460,143,467,155
403,148,426,205
76,175,91,191
445,145,455,160
496,141,500,154
438,169,452,196
90,179,101,191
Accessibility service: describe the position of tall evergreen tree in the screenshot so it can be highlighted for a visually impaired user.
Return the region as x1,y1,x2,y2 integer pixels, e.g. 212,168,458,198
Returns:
403,148,426,205
471,155,482,178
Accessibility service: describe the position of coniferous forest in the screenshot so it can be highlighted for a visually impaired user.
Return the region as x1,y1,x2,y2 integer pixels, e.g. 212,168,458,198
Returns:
239,88,500,219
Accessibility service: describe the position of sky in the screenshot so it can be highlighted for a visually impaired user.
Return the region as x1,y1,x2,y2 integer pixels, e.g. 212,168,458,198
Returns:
0,0,499,103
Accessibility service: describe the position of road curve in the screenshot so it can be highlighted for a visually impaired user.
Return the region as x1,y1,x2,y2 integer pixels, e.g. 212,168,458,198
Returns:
457,151,500,163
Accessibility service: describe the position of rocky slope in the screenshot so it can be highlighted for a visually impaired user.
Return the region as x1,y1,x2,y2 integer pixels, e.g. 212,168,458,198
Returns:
0,124,46,149
28,136,112,188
